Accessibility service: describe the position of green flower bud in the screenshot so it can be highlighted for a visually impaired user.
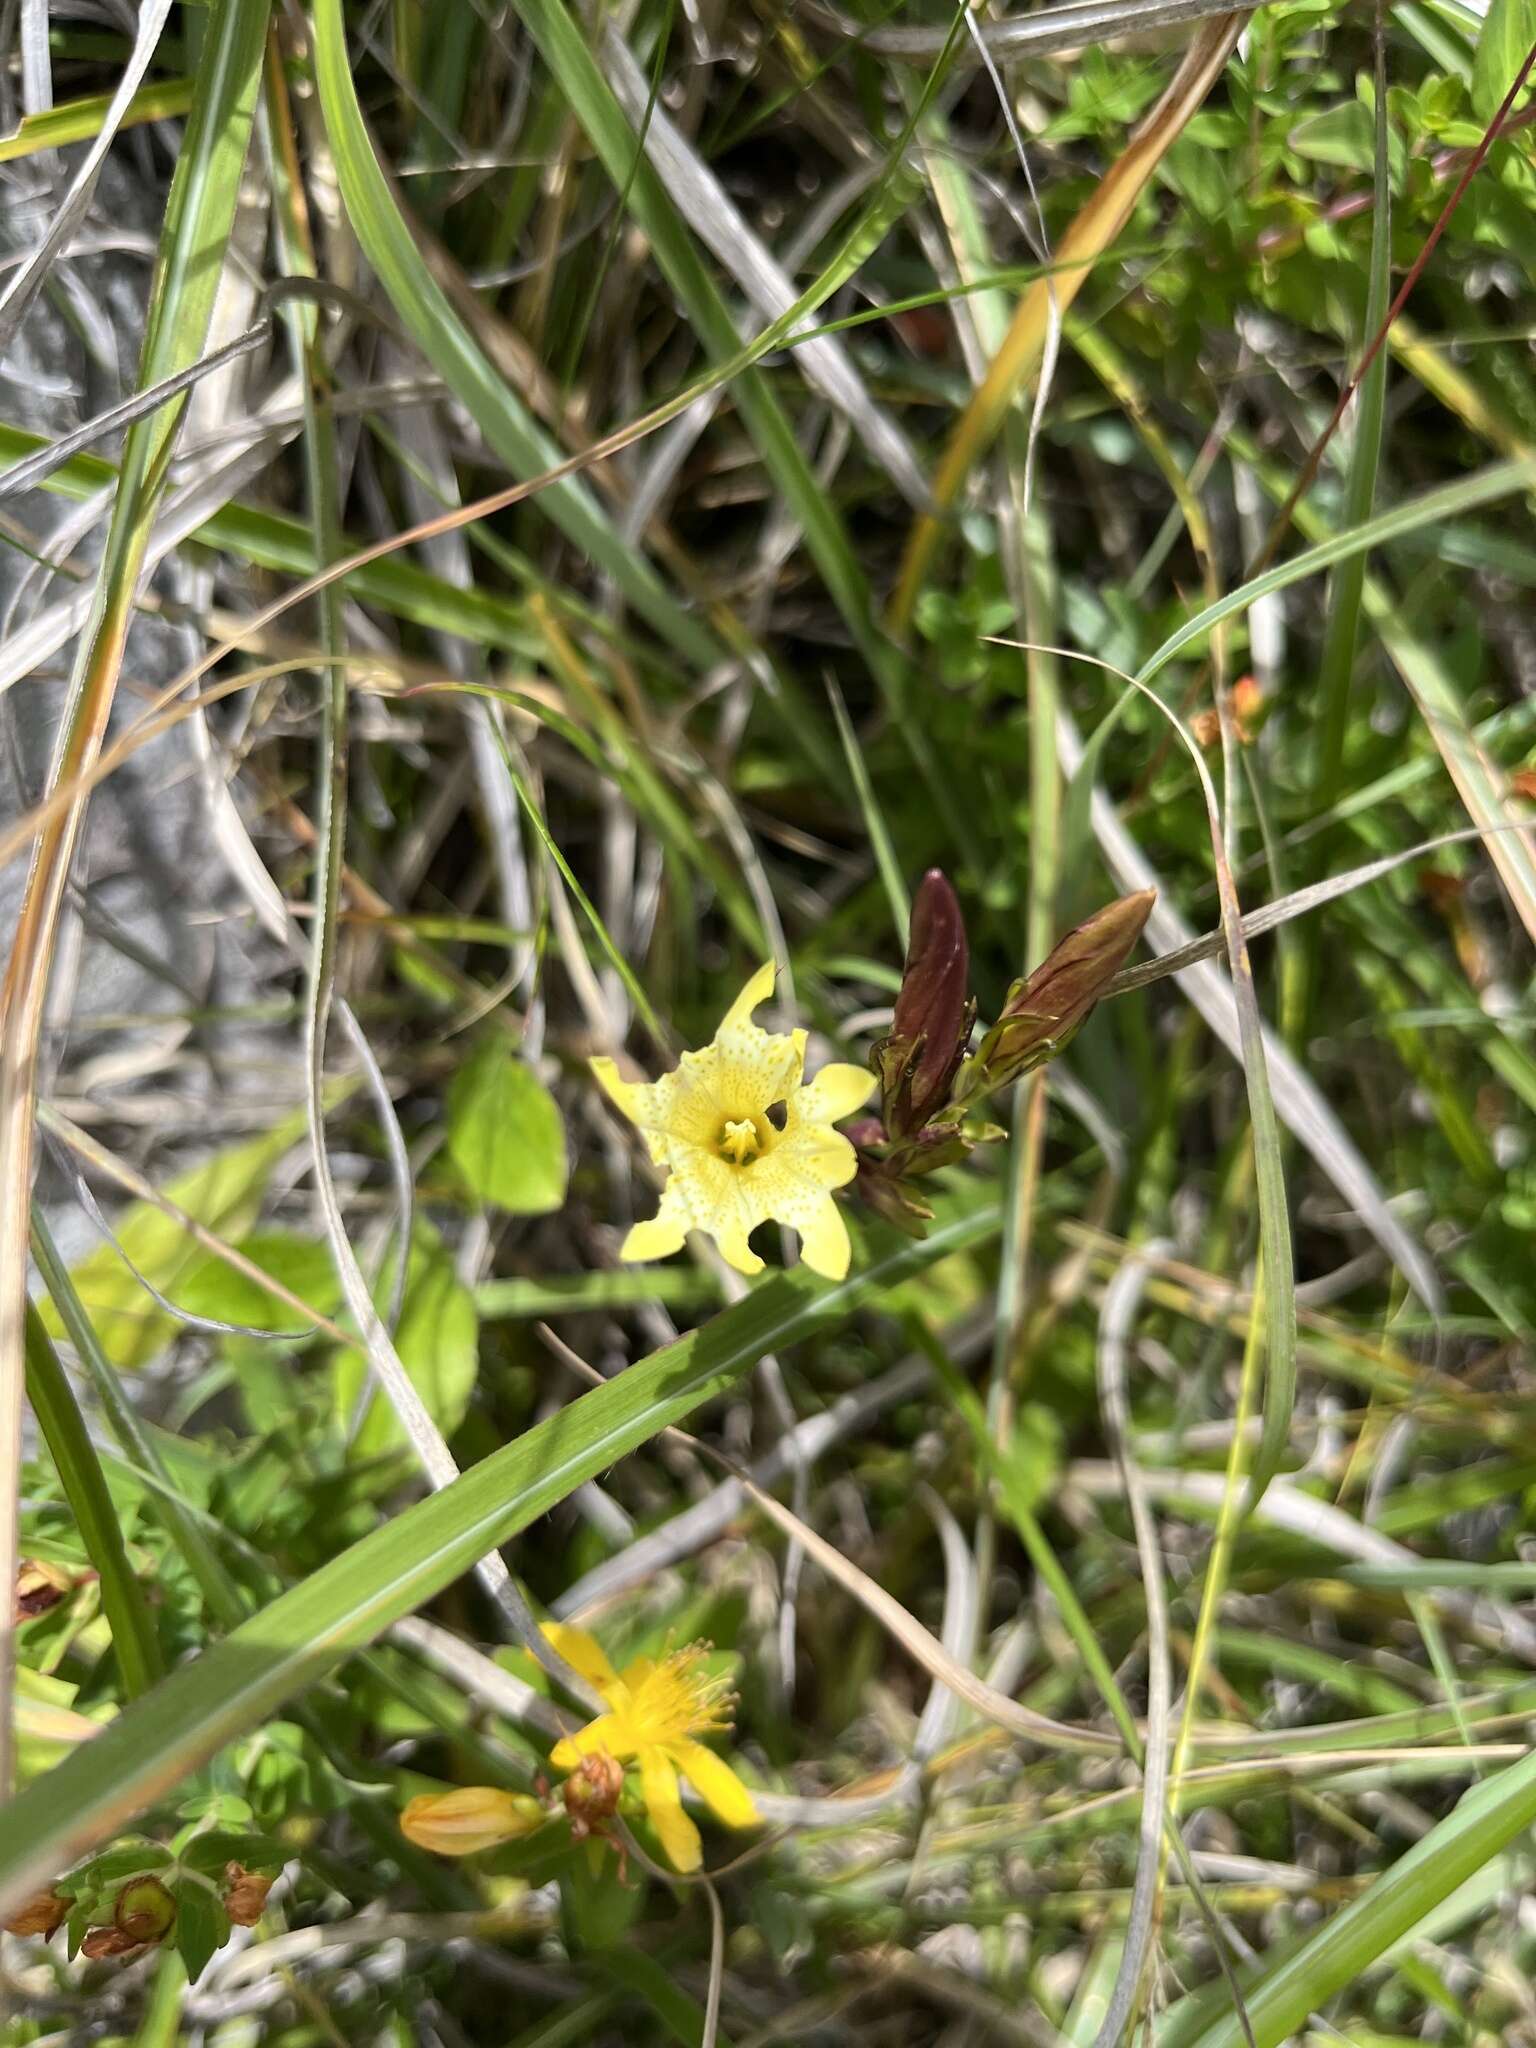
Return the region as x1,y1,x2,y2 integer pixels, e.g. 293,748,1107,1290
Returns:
113,1876,177,1946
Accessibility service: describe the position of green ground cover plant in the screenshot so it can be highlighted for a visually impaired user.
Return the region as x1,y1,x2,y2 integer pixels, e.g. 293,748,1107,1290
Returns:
5,0,1536,2040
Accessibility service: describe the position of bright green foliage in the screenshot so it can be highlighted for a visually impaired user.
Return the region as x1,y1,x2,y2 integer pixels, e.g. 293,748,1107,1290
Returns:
8,0,1536,2036
332,1229,480,1457
447,1045,569,1215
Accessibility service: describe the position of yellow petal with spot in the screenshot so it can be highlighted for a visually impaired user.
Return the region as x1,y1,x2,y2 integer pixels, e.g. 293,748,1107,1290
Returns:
718,961,777,1034
772,1123,861,1192
795,1061,877,1126
589,1056,642,1125
670,1740,759,1829
795,1193,852,1281
620,1211,688,1263
712,1215,766,1277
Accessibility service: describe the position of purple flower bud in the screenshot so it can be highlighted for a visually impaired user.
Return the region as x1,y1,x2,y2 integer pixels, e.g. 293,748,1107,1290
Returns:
874,870,975,1139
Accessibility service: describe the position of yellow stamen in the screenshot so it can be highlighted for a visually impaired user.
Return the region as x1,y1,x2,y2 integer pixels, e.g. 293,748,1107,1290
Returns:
719,1118,762,1165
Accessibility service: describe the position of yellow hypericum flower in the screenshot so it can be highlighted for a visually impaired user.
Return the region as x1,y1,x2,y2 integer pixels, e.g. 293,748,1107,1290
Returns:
591,963,875,1281
543,1622,757,1873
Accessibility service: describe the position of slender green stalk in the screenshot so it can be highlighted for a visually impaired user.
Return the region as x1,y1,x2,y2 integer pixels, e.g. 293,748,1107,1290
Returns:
31,1207,245,1628
22,1305,162,1699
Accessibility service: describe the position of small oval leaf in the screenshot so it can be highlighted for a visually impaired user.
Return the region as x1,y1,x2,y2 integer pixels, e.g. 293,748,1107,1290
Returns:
447,1044,569,1215
1473,0,1536,121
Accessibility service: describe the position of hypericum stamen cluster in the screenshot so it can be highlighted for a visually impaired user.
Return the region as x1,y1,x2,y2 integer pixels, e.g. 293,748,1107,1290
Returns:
543,1623,758,1873
625,1644,735,1744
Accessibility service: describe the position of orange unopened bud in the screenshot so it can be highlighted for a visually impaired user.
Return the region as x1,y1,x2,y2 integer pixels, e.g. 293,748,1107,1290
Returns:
222,1863,274,1927
4,1890,67,1938
114,1876,176,1946
1230,675,1264,741
562,1749,625,1841
1193,680,1264,749
400,1787,547,1857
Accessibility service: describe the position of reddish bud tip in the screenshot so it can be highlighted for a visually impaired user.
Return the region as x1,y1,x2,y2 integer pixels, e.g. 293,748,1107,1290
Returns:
81,1926,146,1961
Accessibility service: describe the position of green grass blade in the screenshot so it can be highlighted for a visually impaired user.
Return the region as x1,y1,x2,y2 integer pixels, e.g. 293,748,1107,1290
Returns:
22,1306,162,1699
0,76,192,160
0,424,541,653
30,1206,246,1630
308,0,719,672
1137,457,1536,687
1166,1746,1536,2047
1311,33,1392,826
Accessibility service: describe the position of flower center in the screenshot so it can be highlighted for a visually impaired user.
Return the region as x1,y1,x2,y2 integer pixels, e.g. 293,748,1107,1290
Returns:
718,1117,764,1165
715,1100,789,1166
631,1647,734,1743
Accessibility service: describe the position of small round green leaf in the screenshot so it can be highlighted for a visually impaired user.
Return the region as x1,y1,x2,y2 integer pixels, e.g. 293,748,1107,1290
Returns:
447,1044,569,1215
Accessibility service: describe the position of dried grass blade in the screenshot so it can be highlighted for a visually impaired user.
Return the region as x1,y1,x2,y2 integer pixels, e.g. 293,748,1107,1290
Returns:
1092,1248,1176,2046
706,1449,1120,1755
0,0,177,351
598,24,931,512
890,14,1243,630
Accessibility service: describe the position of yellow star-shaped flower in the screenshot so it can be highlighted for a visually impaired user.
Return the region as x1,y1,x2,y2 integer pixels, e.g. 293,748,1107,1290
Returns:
544,1623,757,1872
591,963,875,1281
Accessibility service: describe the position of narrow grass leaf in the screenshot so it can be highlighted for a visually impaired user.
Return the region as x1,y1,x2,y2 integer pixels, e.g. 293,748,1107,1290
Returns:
1166,1746,1536,2047
22,1306,162,1701
892,14,1243,629
308,0,719,670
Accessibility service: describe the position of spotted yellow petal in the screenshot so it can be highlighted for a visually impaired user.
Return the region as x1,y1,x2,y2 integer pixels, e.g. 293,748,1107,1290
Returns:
669,1740,759,1829
772,1121,860,1192
794,1192,852,1281
640,1745,701,1871
701,967,804,1121
589,1056,644,1125
711,1204,766,1277
719,962,778,1034
620,1205,689,1264
541,1622,621,1693
794,1061,877,1126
